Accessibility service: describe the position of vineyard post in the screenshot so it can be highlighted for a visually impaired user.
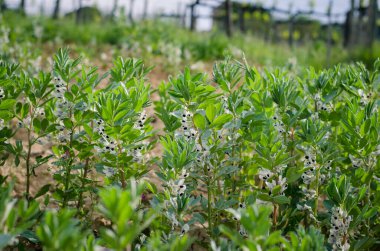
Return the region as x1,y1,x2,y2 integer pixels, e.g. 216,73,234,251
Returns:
143,0,148,20
238,5,245,33
366,0,378,48
326,0,333,67
190,2,196,31
225,0,233,37
53,0,60,19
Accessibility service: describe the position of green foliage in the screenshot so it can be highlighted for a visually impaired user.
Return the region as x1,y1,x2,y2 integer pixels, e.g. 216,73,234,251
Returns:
97,181,156,250
36,209,91,251
0,182,40,249
0,46,380,250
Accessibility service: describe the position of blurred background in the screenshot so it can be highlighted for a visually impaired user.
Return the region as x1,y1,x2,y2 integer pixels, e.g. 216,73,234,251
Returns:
0,0,379,75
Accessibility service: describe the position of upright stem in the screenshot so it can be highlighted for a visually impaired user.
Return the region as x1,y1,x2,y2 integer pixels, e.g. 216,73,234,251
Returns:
314,167,320,215
63,129,74,208
118,144,126,189
273,204,278,229
119,170,126,188
26,129,32,201
207,178,213,238
77,158,90,210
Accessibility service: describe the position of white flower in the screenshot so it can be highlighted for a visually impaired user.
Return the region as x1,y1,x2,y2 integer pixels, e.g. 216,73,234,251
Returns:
265,175,287,195
210,240,221,251
180,224,190,235
0,87,5,99
274,121,285,133
0,118,5,130
226,208,241,221
134,110,147,130
349,154,361,168
35,107,45,118
358,89,368,106
238,202,246,209
258,169,273,181
104,141,117,154
103,166,115,177
314,93,321,101
328,207,351,251
184,128,197,140
238,225,248,237
166,212,179,230
180,169,189,179
297,203,312,211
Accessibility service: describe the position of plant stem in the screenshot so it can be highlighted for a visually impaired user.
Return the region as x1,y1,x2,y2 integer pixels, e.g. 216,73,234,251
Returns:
119,169,126,189
63,129,74,208
314,167,320,216
273,204,278,229
207,178,213,238
77,157,90,210
25,129,32,201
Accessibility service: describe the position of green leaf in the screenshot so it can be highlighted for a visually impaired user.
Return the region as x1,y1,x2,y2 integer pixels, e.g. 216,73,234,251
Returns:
0,99,16,110
0,234,12,250
286,167,302,183
193,113,206,130
34,184,51,199
211,114,233,129
272,195,290,204
205,104,216,122
327,180,342,205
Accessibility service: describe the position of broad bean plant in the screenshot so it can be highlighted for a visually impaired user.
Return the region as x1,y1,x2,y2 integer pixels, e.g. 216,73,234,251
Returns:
0,50,379,250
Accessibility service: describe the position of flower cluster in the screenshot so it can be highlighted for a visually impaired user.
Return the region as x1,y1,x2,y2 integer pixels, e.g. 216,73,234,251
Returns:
258,168,288,196
222,96,231,114
52,77,66,99
358,89,372,106
134,111,147,131
103,166,116,177
266,175,288,196
349,154,362,168
35,107,45,118
0,118,5,130
314,93,331,112
94,119,117,154
301,152,317,184
273,114,286,134
169,169,189,197
55,124,71,143
328,207,351,251
258,169,273,182
316,101,331,112
0,87,4,99
17,117,31,128
175,110,195,139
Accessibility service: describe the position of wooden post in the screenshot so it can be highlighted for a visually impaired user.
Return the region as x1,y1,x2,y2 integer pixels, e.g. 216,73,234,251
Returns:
76,0,83,24
238,6,245,33
287,2,294,47
326,0,333,67
366,0,378,47
143,0,148,20
0,0,6,12
129,0,135,24
181,6,187,27
288,15,295,47
53,0,60,19
225,0,233,37
111,0,118,18
190,3,196,31
19,0,26,13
